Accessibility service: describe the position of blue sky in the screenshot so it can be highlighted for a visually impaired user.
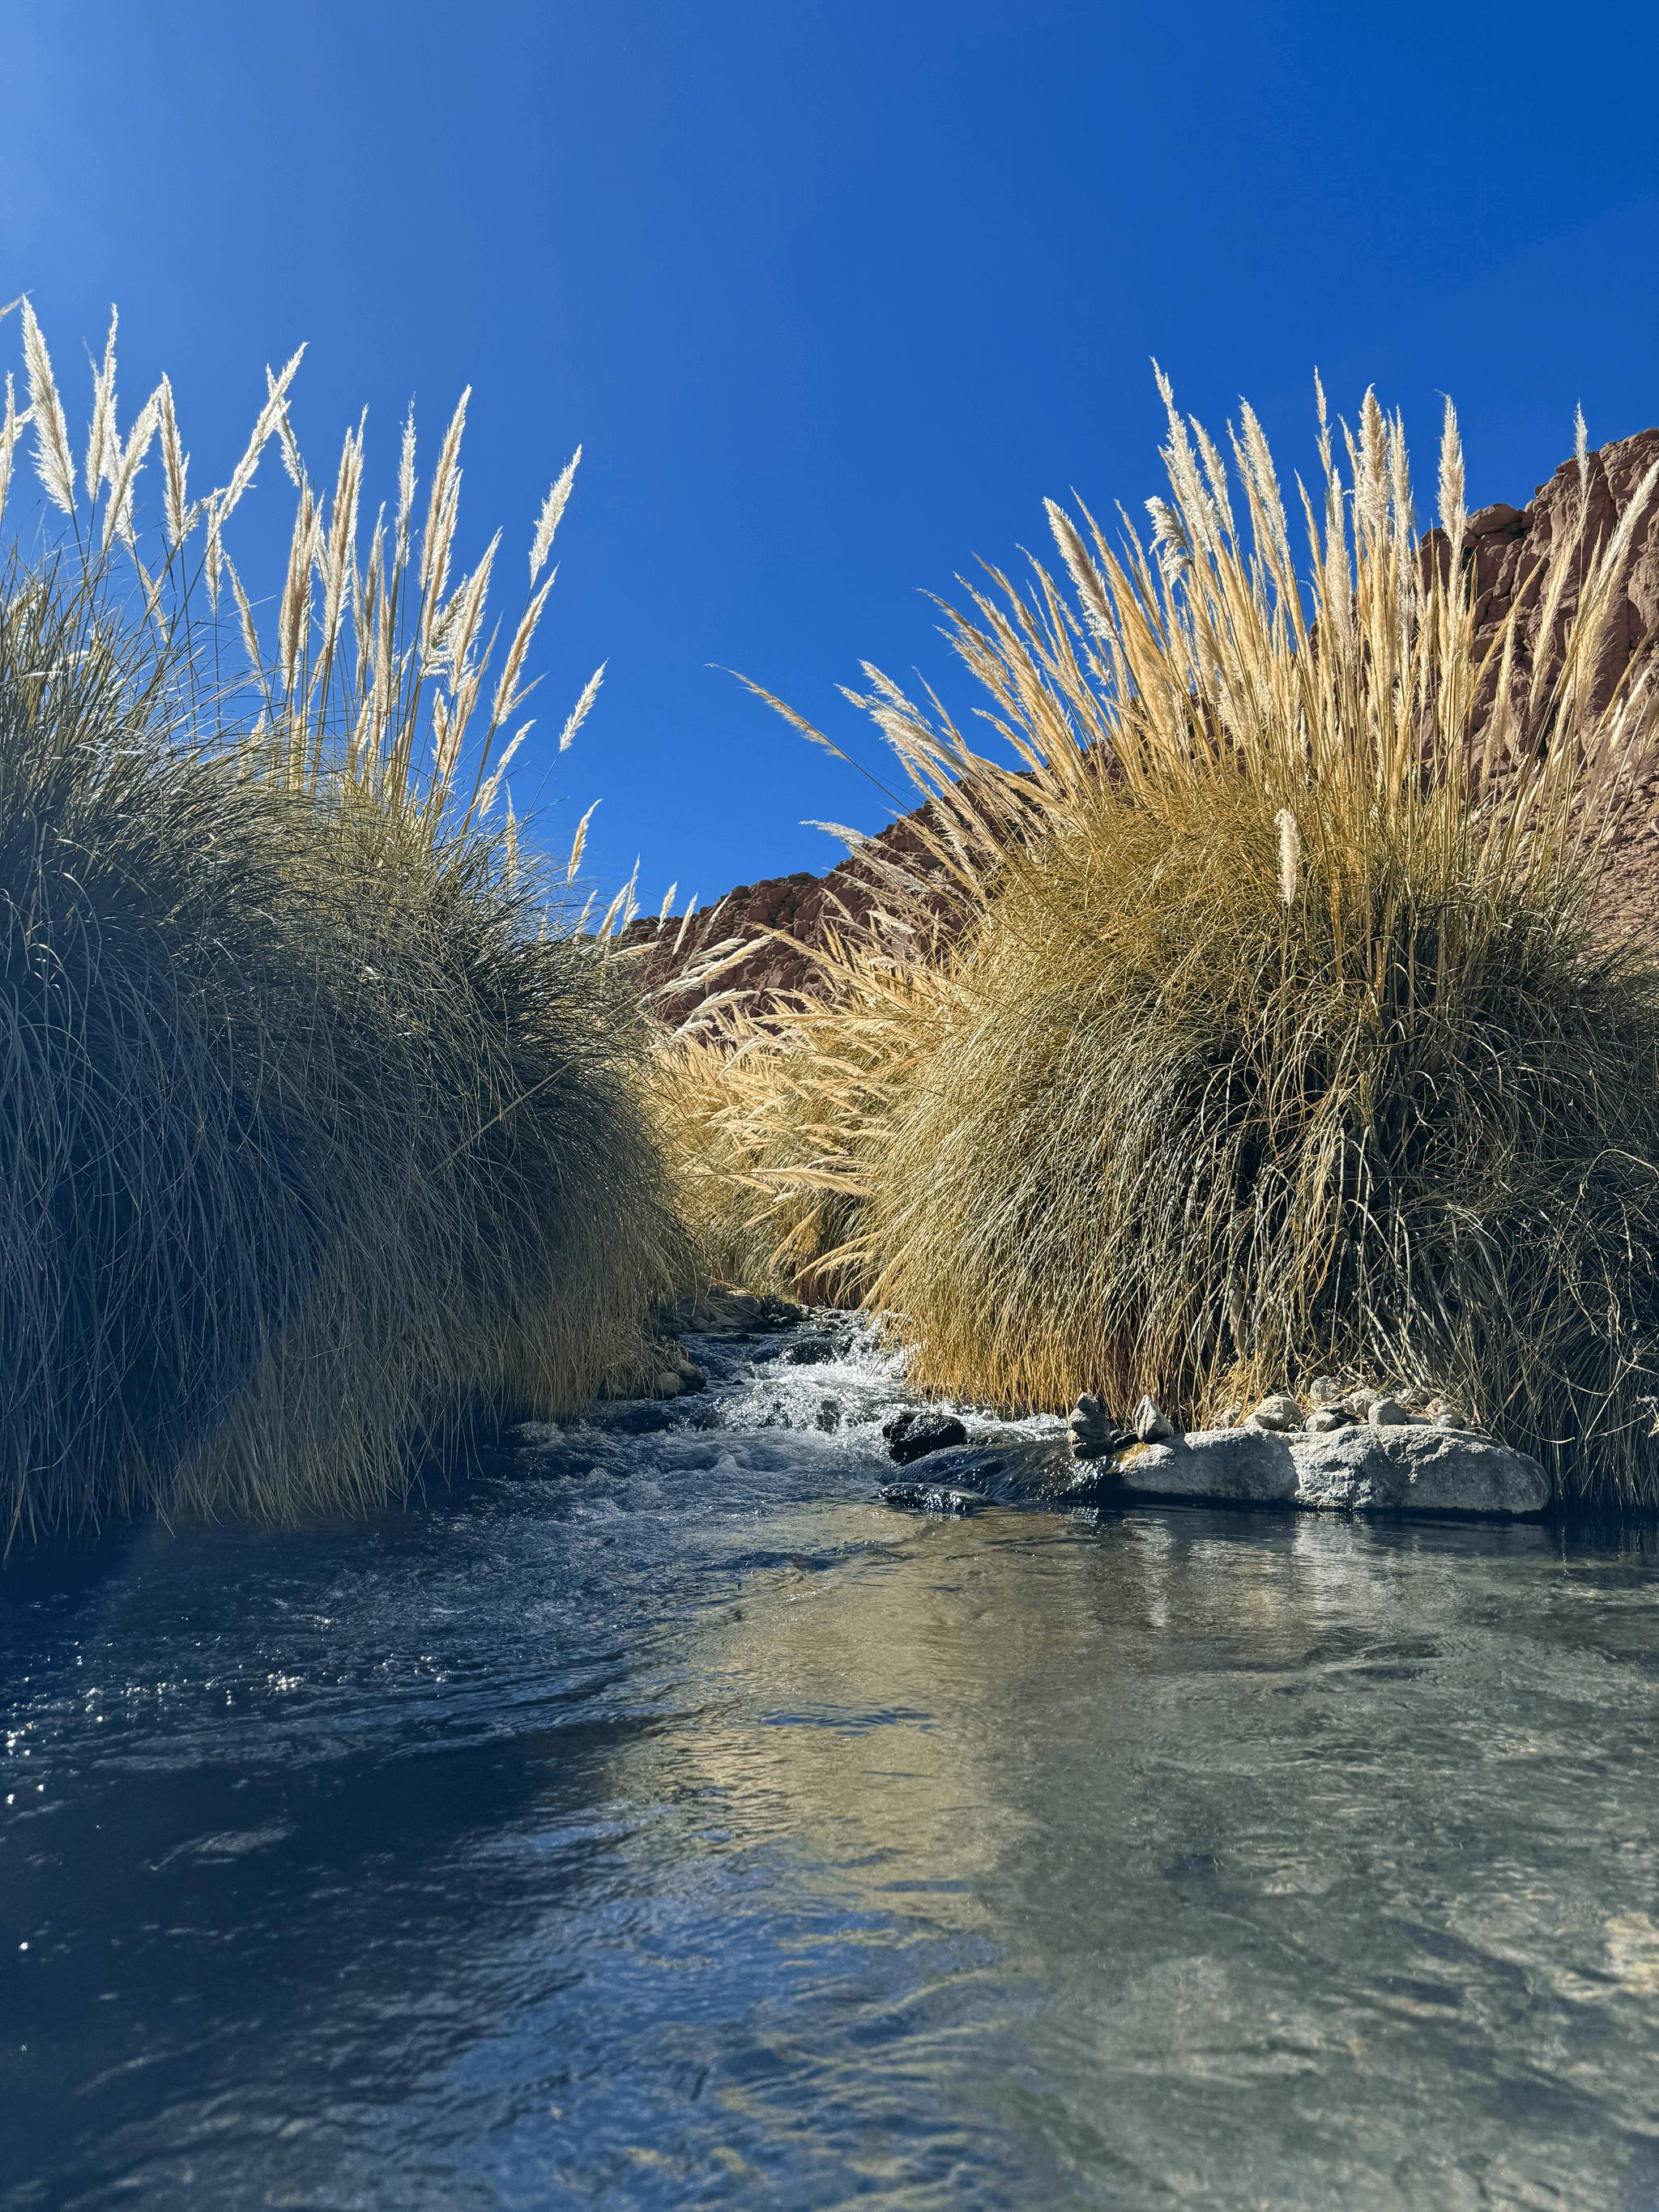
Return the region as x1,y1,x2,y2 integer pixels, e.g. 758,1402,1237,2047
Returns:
4,0,1657,913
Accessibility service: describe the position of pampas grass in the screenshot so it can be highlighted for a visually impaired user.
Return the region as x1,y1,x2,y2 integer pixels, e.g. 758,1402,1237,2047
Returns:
0,303,687,1544
673,373,1659,1511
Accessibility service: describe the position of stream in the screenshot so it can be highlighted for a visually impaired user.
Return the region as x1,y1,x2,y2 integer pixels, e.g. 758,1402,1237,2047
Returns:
3,1313,1658,2209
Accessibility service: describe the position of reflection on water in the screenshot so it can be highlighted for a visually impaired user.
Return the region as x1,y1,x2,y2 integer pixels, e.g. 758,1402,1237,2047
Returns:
2,1323,1657,2210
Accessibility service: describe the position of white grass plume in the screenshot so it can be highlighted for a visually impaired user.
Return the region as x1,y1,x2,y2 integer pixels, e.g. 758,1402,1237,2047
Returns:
83,307,118,506
100,388,161,553
1437,394,1466,581
1273,806,1300,904
0,373,32,539
559,661,604,752
531,447,580,579
157,376,194,548
565,798,600,884
21,301,76,515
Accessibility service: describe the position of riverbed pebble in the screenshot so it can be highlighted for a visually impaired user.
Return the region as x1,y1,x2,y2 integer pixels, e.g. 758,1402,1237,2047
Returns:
1367,1397,1411,1428
1306,1405,1350,1433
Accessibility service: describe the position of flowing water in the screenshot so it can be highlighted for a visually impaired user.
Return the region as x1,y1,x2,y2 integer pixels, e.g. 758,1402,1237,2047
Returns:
3,1315,1658,2210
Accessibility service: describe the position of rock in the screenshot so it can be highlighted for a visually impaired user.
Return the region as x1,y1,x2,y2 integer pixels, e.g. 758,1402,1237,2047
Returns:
780,1334,839,1366
1068,1393,1133,1461
1343,1390,1380,1419
883,1408,970,1466
914,1446,1009,1490
1120,1428,1301,1504
1368,1397,1411,1428
1435,1409,1470,1430
1062,1460,1124,1507
1306,1405,1349,1434
1252,1393,1303,1432
676,1361,707,1392
1308,1375,1343,1404
653,1371,682,1400
1120,1421,1547,1517
1132,1396,1175,1443
878,1481,981,1514
1068,1391,1107,1440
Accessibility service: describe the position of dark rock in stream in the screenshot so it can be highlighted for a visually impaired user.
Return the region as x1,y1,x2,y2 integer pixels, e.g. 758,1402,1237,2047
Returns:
878,1481,983,1514
778,1336,836,1366
883,1409,970,1465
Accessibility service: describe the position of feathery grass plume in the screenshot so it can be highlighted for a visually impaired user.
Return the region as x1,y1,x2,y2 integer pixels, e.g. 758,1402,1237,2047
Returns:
156,376,193,548
99,388,161,555
565,797,599,882
531,447,580,579
1576,403,1589,513
559,661,604,751
1273,806,1299,903
0,375,30,539
685,372,1659,1513
0,305,689,1543
673,893,697,957
1437,394,1466,575
395,405,416,572
83,307,118,505
21,301,76,517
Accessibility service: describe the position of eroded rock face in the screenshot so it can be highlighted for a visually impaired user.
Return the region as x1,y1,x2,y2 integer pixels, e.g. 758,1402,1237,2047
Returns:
1117,1422,1548,1517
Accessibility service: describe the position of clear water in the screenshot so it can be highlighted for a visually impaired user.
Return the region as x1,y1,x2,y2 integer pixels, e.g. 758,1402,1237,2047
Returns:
4,1318,1658,2210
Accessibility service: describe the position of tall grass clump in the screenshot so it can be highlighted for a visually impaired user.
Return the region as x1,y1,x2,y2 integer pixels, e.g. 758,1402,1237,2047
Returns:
692,373,1659,1511
1,301,686,1545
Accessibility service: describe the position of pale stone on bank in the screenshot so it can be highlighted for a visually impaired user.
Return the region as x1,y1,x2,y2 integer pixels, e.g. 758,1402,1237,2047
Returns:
1114,1421,1548,1517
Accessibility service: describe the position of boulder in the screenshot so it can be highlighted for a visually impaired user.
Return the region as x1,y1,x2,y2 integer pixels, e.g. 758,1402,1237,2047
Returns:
883,1408,970,1466
1117,1421,1547,1517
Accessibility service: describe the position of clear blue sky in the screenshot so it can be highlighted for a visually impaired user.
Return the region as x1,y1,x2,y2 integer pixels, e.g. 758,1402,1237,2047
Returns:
5,0,1656,913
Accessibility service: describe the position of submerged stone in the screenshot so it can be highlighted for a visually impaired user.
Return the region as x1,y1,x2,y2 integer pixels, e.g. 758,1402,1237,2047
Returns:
878,1481,982,1514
